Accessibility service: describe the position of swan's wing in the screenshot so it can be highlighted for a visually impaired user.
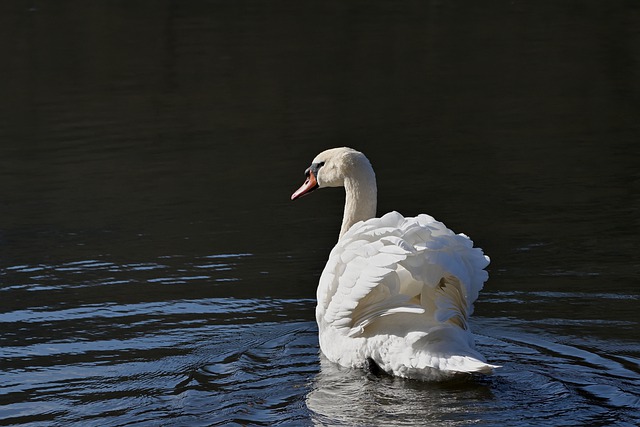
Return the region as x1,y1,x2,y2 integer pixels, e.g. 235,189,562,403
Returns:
401,213,490,330
318,212,425,337
317,211,489,337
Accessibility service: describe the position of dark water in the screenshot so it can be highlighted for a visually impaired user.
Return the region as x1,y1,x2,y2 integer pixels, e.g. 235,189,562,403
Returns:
1,1,640,426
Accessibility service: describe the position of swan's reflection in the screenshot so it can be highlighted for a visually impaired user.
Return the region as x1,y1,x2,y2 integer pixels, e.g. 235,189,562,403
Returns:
306,355,495,426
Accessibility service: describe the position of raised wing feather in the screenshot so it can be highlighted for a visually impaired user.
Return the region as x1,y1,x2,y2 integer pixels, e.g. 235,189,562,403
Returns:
317,211,489,338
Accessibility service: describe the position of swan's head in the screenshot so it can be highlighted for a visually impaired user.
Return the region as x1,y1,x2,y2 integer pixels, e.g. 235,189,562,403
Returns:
291,147,372,200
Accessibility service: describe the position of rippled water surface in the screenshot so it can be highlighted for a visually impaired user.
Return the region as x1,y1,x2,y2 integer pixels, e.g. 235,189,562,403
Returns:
1,1,640,426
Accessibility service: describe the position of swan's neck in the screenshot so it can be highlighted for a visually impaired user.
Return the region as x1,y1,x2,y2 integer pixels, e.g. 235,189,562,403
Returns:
340,171,377,238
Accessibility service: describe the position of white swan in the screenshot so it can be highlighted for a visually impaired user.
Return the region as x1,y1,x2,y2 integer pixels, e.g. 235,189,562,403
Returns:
291,147,498,381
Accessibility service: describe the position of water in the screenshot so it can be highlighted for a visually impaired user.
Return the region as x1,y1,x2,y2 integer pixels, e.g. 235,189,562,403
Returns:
1,1,640,425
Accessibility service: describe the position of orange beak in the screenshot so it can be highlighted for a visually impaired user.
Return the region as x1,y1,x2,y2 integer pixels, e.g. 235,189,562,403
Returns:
291,170,318,200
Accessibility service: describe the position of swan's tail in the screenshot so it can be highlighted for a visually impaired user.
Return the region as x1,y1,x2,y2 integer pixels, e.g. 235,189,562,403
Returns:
409,325,501,378
436,355,500,375
397,350,500,381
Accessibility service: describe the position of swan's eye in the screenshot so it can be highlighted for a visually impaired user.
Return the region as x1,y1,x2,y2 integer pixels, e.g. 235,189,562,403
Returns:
307,162,324,178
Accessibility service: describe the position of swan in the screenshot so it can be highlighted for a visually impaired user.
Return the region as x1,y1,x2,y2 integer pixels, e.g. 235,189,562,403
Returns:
291,147,498,381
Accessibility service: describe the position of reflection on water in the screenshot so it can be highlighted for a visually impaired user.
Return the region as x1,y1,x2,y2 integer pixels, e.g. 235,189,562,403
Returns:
307,356,496,426
1,0,640,426
308,317,640,426
2,254,639,425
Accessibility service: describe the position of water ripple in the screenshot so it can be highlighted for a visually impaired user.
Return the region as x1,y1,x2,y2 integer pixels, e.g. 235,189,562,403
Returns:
1,257,639,425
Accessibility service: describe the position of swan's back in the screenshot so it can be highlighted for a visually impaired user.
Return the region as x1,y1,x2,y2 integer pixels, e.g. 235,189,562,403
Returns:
316,211,495,380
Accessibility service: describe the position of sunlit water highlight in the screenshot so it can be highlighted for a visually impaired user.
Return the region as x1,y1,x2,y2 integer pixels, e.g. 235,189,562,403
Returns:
1,255,639,426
